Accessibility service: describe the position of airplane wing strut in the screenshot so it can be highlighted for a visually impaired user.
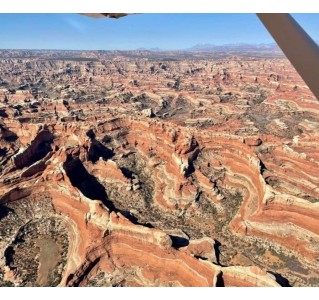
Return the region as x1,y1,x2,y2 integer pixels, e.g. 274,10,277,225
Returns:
257,14,319,100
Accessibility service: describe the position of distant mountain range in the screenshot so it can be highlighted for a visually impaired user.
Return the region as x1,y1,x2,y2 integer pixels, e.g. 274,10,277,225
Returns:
134,43,282,52
136,47,163,51
186,42,281,52
135,40,318,52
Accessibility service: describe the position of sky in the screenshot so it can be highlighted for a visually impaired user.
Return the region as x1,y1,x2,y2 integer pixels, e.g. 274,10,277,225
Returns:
0,13,318,50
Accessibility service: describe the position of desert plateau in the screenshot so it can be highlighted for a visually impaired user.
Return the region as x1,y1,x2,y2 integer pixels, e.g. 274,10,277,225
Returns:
0,48,319,287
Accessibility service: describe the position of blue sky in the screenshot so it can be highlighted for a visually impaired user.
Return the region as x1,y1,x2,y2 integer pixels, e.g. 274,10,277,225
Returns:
0,14,318,50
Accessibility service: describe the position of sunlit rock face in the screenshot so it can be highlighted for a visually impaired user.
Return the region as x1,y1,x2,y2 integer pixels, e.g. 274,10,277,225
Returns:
0,50,319,287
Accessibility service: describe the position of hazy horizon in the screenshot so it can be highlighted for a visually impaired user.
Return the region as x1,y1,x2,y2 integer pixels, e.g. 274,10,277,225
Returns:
0,13,318,50
0,42,280,52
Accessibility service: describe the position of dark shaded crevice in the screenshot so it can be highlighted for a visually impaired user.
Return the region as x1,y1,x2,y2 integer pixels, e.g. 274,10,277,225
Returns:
4,135,18,142
259,158,267,175
66,257,100,287
0,124,18,142
13,130,54,169
170,235,189,249
86,129,95,139
119,210,153,228
24,141,51,166
267,271,291,287
20,161,46,178
63,156,115,210
86,130,114,163
65,273,74,284
185,162,195,178
63,156,157,231
4,246,15,266
214,240,222,265
0,147,7,156
88,141,114,163
185,148,200,177
0,187,32,203
0,204,13,220
120,167,134,179
0,109,8,118
194,255,208,261
215,271,225,287
194,190,202,203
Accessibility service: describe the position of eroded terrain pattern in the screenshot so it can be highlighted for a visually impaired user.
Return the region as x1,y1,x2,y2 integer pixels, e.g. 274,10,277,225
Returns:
0,50,318,287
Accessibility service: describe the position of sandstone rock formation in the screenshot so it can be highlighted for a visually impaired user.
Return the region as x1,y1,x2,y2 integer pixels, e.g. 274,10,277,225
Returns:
0,49,318,287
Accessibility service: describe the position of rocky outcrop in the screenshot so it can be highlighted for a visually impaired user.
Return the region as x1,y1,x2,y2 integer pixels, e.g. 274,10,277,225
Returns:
12,130,54,170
